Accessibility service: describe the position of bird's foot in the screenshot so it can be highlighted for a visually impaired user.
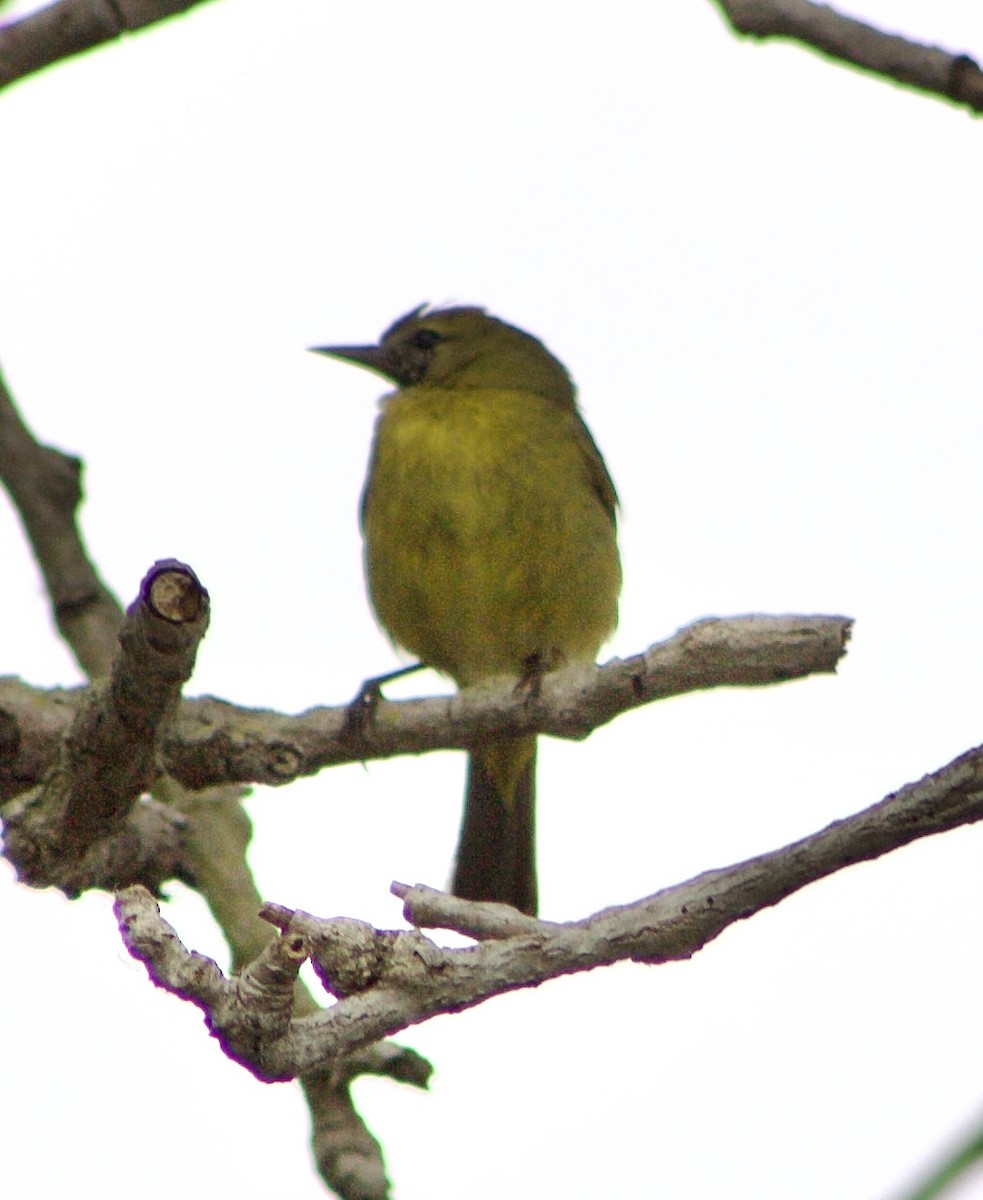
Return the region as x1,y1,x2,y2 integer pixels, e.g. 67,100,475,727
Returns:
514,647,564,702
343,662,424,745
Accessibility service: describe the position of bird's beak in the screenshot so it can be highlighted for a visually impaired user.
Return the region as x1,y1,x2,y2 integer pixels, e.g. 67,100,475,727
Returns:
309,343,394,379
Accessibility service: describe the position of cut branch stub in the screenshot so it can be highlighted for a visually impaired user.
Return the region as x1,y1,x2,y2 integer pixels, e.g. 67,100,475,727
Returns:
2,561,209,894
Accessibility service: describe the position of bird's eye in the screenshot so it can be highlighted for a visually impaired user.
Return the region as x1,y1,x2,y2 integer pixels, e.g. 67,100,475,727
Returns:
411,328,441,350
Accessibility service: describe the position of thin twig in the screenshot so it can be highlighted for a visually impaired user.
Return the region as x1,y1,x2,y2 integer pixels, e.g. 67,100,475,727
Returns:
712,0,983,112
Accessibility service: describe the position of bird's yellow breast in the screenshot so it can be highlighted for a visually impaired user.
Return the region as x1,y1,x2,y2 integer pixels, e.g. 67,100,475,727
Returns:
362,385,621,686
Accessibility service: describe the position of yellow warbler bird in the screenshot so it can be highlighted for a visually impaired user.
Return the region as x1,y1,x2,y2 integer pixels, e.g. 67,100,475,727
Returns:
312,306,621,915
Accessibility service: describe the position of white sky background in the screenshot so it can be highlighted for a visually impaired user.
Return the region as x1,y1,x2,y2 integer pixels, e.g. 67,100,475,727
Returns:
2,1,983,1197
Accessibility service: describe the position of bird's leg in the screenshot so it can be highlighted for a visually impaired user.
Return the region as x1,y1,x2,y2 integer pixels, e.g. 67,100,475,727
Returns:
343,662,424,744
514,647,565,702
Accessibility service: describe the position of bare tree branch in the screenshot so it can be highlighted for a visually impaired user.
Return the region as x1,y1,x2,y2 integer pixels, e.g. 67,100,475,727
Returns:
115,732,983,1077
0,0,214,90
0,365,123,678
711,0,983,112
1,613,853,800
3,560,208,893
5,1,981,111
0,364,426,1199
160,612,849,787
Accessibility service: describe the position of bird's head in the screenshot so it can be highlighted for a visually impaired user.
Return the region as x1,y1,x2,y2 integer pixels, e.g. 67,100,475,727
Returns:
311,305,575,407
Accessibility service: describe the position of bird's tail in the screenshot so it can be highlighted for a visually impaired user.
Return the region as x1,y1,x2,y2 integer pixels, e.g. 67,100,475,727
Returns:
452,734,538,916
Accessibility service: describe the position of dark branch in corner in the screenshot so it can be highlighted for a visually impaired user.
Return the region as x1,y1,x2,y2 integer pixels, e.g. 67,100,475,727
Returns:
3,561,209,895
711,0,983,113
0,0,215,90
115,735,983,1078
1,613,853,800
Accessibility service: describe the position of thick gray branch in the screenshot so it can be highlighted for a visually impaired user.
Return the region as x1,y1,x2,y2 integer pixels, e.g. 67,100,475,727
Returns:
115,734,983,1078
2,614,852,798
712,0,983,112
